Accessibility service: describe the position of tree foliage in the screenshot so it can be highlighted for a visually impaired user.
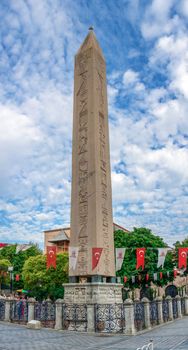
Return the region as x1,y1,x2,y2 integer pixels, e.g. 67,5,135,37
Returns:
22,253,68,300
0,258,11,289
114,227,174,288
0,244,42,289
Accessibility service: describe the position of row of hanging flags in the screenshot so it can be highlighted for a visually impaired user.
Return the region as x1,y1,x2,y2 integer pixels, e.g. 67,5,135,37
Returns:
46,246,188,270
116,247,188,270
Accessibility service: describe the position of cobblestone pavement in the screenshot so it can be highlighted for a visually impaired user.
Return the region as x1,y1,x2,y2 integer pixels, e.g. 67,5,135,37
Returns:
1,317,188,350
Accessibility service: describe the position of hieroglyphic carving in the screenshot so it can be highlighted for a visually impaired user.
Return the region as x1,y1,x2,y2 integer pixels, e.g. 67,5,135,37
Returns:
99,112,110,274
76,51,90,274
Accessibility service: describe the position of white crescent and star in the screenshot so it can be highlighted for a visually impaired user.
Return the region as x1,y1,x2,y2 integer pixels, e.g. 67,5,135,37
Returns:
139,250,145,257
49,250,55,258
181,251,186,258
95,252,100,260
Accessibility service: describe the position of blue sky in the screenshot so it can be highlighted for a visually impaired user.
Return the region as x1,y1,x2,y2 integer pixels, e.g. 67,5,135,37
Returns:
0,0,188,248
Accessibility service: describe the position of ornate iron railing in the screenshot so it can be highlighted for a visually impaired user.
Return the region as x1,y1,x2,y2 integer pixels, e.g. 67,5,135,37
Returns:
150,301,158,326
162,299,169,322
62,303,87,332
34,301,55,328
0,300,5,320
10,300,28,323
172,298,178,318
94,304,124,333
134,302,145,331
181,297,185,315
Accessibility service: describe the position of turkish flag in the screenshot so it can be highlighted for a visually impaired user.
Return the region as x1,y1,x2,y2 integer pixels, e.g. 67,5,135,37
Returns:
178,248,188,269
174,269,178,278
146,273,149,281
136,248,146,270
47,246,57,269
15,274,20,281
92,248,103,270
0,243,7,248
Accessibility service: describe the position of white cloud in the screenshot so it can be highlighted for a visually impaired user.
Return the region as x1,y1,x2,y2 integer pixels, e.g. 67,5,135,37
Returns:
123,69,139,86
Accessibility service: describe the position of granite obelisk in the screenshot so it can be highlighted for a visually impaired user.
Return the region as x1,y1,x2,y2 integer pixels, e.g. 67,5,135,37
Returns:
69,28,115,280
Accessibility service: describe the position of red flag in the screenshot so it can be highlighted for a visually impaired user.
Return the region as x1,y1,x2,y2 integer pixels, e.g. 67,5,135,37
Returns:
0,243,7,248
174,269,178,278
160,272,163,279
47,246,57,269
178,248,188,269
146,273,149,281
124,276,127,283
92,248,103,270
136,248,146,270
15,274,20,281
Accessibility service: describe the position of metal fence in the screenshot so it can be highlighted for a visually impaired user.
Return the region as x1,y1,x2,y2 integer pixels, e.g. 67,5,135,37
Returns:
94,304,125,333
162,299,169,322
134,302,145,331
0,300,5,320
34,301,55,328
172,298,178,318
62,303,87,331
150,301,158,326
10,300,28,323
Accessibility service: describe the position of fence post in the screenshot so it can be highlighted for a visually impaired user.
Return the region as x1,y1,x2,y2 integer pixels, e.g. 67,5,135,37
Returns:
55,299,64,330
28,298,36,322
4,299,12,322
87,304,95,332
184,295,188,315
123,299,136,335
142,297,151,330
176,295,182,318
166,296,173,321
155,296,163,324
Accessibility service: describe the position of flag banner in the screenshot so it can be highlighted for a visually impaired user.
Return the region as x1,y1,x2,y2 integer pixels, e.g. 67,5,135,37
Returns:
0,243,8,248
160,272,163,279
153,272,158,281
174,269,178,278
16,244,32,254
115,248,126,271
157,248,170,268
124,276,127,283
132,276,135,283
15,274,20,281
92,248,103,270
136,248,146,270
69,247,79,270
146,273,149,281
47,246,57,269
178,248,188,269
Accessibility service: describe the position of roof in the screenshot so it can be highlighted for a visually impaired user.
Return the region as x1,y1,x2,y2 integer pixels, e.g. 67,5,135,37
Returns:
48,230,69,243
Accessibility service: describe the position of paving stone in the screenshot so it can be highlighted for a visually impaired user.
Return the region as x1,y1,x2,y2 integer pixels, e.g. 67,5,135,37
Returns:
1,317,188,350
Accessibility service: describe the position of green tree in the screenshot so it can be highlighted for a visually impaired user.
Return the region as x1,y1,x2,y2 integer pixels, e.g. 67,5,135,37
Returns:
0,259,11,290
0,244,42,290
114,227,174,288
22,253,68,300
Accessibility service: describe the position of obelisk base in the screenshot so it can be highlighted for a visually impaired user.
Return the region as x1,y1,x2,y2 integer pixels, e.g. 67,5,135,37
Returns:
63,283,123,304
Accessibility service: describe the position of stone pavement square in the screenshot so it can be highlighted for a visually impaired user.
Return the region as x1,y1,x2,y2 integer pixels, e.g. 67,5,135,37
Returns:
1,317,188,350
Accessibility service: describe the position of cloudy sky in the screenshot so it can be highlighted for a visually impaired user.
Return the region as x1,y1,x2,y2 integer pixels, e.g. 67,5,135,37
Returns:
0,0,188,248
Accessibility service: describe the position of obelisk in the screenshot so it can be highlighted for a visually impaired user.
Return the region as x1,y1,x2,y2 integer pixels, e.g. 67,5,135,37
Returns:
69,28,115,281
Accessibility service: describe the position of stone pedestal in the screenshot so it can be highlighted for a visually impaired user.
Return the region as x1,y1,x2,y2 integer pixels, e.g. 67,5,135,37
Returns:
63,283,123,304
